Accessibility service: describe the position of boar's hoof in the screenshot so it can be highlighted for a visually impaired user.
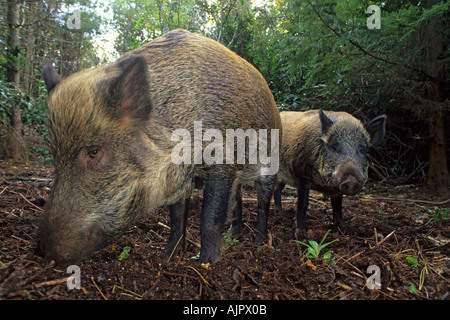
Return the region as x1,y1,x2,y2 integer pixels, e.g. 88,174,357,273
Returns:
230,222,242,237
256,232,268,243
333,216,347,229
295,227,307,238
164,241,184,259
274,203,283,212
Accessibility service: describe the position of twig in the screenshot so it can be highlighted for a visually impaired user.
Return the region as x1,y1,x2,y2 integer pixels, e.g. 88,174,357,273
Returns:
362,196,450,205
6,189,44,211
112,285,143,299
167,235,184,262
162,271,203,296
157,221,200,248
91,276,108,300
373,230,396,248
0,186,7,196
236,266,260,287
341,250,365,265
184,265,212,287
35,277,68,288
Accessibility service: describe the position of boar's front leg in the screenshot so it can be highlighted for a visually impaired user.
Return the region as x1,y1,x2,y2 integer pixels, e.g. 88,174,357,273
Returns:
231,185,243,236
331,194,346,227
199,174,237,263
273,181,286,212
255,175,276,242
165,197,190,257
295,179,311,235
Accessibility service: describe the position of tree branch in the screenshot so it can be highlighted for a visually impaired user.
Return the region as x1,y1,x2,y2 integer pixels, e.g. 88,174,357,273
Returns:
306,0,433,81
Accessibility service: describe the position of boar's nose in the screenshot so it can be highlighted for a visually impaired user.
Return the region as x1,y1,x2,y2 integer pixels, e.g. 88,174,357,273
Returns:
340,175,362,195
35,220,102,265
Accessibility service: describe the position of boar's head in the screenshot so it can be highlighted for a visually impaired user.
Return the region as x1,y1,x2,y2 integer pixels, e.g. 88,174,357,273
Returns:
318,110,386,196
36,56,159,264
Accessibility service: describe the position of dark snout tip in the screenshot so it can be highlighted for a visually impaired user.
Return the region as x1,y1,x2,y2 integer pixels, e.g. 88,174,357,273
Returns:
34,239,76,266
34,221,103,266
340,176,362,196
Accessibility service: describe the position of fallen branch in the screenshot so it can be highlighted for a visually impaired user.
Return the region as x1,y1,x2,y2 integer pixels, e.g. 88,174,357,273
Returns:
374,230,396,248
162,271,203,297
362,196,450,205
35,277,68,288
5,188,44,212
91,276,107,300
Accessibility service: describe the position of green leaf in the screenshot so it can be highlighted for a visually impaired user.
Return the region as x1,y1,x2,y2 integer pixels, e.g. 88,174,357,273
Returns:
308,240,319,253
406,256,422,268
409,282,418,294
118,246,131,261
322,250,333,263
306,247,318,258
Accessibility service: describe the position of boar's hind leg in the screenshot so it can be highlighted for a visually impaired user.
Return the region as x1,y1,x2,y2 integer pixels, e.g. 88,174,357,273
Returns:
255,175,276,243
165,198,190,258
331,194,346,227
231,185,243,236
274,181,286,212
296,180,311,235
199,175,237,263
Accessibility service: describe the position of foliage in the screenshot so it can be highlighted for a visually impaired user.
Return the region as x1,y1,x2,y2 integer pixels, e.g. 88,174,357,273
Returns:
0,79,48,136
0,0,448,185
406,256,423,268
118,246,131,260
222,228,239,252
292,230,338,263
111,0,210,53
426,207,449,221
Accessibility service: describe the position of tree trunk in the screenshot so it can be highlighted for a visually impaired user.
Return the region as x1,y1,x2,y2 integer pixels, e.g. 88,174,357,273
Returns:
5,0,25,162
426,110,450,196
423,0,450,197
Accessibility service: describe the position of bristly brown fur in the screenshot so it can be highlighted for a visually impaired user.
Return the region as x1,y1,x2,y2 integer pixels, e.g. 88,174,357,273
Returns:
38,29,281,264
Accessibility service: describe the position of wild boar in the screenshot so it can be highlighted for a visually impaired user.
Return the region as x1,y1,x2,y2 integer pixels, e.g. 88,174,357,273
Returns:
37,29,281,264
273,109,386,234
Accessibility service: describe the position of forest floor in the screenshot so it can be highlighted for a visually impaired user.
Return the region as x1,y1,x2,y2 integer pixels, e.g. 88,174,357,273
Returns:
0,160,449,301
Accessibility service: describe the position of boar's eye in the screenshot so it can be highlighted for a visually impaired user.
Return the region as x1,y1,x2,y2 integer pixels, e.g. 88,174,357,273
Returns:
358,145,369,155
328,142,340,153
77,146,107,171
87,148,100,159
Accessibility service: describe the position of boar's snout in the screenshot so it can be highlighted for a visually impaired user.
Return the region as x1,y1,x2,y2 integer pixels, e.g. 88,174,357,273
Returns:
334,160,365,196
36,217,103,265
339,175,362,195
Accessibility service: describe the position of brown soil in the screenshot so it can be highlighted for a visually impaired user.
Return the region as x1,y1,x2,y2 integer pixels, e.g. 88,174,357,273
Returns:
0,161,449,301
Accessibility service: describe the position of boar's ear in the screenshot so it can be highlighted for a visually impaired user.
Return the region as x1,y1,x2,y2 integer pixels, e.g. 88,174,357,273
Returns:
107,55,152,125
42,65,61,93
365,115,386,148
319,109,333,134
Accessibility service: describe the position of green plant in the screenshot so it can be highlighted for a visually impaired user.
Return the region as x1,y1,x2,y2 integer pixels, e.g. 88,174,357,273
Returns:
292,230,339,263
221,228,239,252
118,246,131,261
406,256,423,268
426,208,449,221
409,282,418,294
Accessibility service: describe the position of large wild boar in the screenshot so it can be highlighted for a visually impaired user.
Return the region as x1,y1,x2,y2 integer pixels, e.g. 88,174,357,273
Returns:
37,29,281,264
272,110,386,234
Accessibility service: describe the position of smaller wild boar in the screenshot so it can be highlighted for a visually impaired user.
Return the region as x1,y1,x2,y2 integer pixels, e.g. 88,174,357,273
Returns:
273,109,386,234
